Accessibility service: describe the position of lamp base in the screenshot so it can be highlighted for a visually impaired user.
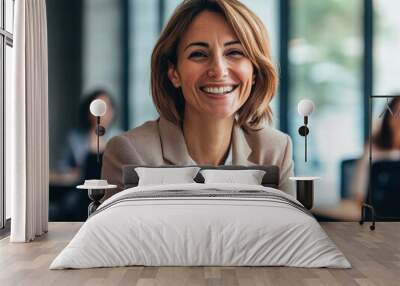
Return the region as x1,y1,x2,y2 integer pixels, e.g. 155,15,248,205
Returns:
290,177,319,210
359,203,376,231
296,180,314,210
87,189,105,216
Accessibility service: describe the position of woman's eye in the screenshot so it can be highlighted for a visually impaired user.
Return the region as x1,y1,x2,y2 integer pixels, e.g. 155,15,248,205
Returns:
227,50,244,57
188,51,207,59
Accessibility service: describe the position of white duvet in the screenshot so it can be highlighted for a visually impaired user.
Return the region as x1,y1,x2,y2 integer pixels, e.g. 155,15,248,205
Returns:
50,183,351,269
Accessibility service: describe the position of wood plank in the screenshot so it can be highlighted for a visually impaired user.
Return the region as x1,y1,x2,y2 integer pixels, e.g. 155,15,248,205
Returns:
0,222,399,286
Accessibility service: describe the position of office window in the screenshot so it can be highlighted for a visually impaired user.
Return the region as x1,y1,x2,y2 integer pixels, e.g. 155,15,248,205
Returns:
243,0,279,127
374,0,400,96
5,0,13,33
164,0,181,23
1,0,14,228
83,0,122,113
0,38,3,229
129,0,159,128
288,0,363,205
372,0,400,117
4,45,11,220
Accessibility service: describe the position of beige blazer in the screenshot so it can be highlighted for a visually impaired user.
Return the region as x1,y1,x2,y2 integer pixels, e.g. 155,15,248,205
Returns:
101,117,294,201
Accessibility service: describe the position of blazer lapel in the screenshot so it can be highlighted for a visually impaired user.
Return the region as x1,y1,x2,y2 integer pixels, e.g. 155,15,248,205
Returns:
158,117,196,165
232,123,255,165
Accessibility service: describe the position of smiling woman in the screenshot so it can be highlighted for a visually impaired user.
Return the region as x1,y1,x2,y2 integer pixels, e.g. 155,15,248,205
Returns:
101,0,294,201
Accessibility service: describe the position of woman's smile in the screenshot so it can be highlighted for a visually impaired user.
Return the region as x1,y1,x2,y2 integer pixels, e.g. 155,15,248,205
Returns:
198,84,240,99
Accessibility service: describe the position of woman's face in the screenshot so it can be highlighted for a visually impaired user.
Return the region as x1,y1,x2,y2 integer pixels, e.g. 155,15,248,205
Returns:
168,11,255,119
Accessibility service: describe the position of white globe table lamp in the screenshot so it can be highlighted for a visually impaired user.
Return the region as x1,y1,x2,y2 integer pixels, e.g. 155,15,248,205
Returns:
297,99,315,162
90,98,107,117
288,99,318,210
75,98,117,217
89,99,107,164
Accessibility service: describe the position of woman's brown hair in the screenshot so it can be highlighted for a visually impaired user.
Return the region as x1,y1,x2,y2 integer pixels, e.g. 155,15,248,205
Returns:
151,0,277,129
373,97,400,150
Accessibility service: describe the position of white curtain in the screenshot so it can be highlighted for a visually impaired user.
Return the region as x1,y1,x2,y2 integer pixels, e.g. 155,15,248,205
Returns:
7,0,49,242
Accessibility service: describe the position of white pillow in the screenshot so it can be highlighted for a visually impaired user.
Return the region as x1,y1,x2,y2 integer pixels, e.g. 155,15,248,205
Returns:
135,167,201,186
200,169,266,185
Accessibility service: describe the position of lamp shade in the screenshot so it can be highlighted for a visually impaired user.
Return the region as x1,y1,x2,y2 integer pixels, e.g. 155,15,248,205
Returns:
297,99,315,116
89,99,107,117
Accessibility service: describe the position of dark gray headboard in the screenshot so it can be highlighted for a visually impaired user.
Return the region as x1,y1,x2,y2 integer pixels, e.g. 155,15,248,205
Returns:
122,165,280,189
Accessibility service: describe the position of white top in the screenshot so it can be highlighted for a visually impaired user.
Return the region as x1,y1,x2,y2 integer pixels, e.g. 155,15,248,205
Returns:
190,143,233,165
289,176,320,181
77,184,117,190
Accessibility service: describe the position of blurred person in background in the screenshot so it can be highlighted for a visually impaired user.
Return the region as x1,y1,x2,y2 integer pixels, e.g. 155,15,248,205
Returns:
312,96,400,221
352,96,400,204
50,89,121,185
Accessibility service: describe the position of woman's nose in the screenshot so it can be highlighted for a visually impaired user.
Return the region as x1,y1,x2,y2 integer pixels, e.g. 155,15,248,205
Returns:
207,56,228,79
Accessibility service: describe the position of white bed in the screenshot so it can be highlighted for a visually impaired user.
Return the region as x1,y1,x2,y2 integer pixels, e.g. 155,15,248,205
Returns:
50,183,351,269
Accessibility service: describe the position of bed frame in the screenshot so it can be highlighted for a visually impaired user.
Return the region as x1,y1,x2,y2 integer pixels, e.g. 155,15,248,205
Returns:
122,165,280,189
121,165,313,210
87,165,312,216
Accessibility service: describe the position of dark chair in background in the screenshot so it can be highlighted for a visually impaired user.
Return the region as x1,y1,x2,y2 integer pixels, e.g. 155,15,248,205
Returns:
340,158,359,199
49,184,90,221
366,160,400,220
49,152,102,221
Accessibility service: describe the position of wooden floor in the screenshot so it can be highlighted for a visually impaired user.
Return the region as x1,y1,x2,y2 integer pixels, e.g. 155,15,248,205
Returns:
0,222,399,286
